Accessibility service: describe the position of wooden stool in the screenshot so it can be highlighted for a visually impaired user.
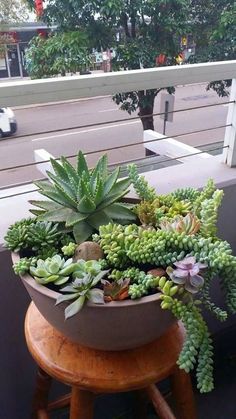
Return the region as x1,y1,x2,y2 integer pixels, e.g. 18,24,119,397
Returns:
25,302,197,419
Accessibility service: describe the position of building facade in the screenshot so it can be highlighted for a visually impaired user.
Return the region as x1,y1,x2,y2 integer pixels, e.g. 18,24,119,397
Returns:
0,22,49,79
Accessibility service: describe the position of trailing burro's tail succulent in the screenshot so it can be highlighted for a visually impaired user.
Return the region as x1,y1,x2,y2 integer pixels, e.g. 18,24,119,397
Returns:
29,151,136,243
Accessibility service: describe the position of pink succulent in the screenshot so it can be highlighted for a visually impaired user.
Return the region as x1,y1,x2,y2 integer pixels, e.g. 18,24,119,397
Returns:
167,256,207,294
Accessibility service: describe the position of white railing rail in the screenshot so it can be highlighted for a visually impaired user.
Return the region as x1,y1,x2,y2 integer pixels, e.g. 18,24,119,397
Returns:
0,60,236,168
0,61,236,107
1,60,236,243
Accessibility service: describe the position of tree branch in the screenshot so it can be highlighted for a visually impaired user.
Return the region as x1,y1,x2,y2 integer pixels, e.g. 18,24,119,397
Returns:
120,12,130,38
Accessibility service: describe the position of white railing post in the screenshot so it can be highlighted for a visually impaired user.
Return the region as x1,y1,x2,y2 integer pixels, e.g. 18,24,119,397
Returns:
223,79,236,167
143,130,211,162
34,149,55,177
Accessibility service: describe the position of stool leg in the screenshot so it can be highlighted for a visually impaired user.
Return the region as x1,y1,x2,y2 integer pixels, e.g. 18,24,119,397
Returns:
145,384,176,419
70,386,94,419
171,367,197,419
31,367,52,419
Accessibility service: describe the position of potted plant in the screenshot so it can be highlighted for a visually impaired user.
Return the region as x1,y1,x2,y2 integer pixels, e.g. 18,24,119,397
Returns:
5,151,236,394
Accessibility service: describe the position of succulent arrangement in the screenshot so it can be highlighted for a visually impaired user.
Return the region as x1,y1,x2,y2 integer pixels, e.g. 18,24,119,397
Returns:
5,151,236,395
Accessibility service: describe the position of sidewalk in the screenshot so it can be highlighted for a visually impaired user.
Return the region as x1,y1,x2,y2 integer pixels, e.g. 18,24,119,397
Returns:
0,69,105,83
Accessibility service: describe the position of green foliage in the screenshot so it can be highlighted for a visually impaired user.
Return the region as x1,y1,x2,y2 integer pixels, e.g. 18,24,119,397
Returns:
72,259,103,278
10,161,236,395
25,31,91,79
97,223,129,268
200,272,227,321
127,164,157,201
4,218,35,252
170,187,200,202
29,151,136,243
62,242,77,256
162,297,214,393
28,221,64,251
13,256,37,276
56,262,108,319
4,218,65,255
0,0,29,23
199,189,223,237
38,0,190,129
193,179,216,217
189,1,236,96
30,255,77,285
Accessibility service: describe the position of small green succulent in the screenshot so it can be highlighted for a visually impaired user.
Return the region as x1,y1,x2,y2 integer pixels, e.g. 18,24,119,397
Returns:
4,218,35,252
29,151,136,243
30,255,77,286
62,242,77,256
27,221,63,251
36,246,59,260
13,257,37,276
56,266,108,319
72,259,103,278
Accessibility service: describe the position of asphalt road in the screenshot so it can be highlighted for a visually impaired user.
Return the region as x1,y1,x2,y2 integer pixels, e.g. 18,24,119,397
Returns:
0,83,229,189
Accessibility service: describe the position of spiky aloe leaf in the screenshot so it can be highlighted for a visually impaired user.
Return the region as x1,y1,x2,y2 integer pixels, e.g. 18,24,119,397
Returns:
94,175,104,205
29,200,63,211
34,186,75,209
97,189,128,212
102,167,120,198
90,154,108,183
50,158,70,182
109,178,131,197
61,157,80,191
77,195,96,214
73,221,94,243
30,209,47,217
36,208,73,223
77,151,89,178
65,211,87,227
87,211,112,230
77,176,93,202
46,171,77,207
104,203,136,221
30,151,134,243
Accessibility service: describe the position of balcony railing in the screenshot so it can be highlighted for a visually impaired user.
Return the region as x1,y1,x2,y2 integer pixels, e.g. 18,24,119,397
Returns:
0,60,236,244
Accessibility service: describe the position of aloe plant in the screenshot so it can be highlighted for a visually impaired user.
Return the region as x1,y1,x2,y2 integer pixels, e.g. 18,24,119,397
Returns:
29,151,136,243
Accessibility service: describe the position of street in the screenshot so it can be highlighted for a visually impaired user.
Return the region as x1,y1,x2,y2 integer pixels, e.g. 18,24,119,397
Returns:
0,83,229,188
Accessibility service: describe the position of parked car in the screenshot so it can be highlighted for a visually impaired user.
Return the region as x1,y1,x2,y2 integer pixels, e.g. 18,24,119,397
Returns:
0,107,17,138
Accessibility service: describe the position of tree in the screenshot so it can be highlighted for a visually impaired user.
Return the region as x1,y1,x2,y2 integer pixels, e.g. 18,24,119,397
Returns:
25,31,91,79
38,0,190,131
188,0,231,48
27,0,235,129
189,1,236,96
0,0,29,23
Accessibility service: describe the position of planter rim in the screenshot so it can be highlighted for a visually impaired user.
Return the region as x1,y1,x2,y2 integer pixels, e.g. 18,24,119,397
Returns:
12,251,162,308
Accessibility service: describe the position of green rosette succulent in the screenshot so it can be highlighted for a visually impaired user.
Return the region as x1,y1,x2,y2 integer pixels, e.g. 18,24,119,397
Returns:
27,221,63,251
72,259,103,278
13,257,37,276
4,218,35,252
56,262,108,319
30,255,77,286
29,151,136,243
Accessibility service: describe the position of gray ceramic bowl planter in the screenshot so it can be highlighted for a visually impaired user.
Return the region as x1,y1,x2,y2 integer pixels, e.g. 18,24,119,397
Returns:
12,252,175,351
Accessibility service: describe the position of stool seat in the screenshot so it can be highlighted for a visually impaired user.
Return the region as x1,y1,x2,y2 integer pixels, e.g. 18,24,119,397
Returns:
25,302,196,419
25,302,184,393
